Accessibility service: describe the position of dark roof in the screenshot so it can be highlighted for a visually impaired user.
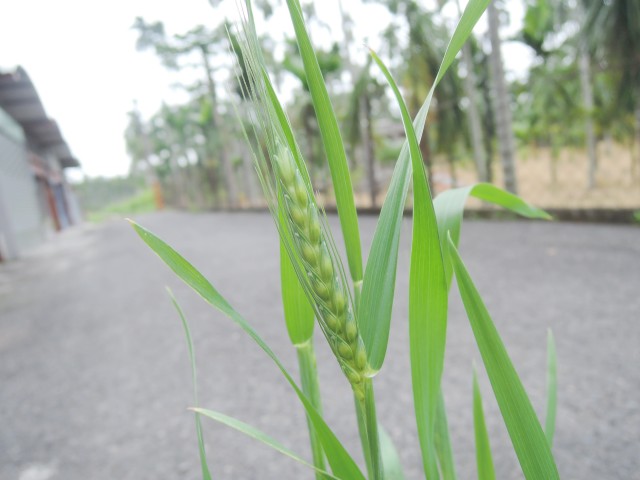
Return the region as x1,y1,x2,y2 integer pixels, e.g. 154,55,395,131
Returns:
0,67,79,168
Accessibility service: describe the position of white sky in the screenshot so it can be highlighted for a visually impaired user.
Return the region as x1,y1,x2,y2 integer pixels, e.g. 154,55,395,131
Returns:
0,0,530,180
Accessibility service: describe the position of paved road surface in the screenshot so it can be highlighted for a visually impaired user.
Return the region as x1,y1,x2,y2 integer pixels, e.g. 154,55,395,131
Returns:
1,212,638,479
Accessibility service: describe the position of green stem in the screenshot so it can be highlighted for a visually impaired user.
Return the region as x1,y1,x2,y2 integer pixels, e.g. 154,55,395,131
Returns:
355,395,374,478
364,379,383,480
356,378,383,480
296,341,326,478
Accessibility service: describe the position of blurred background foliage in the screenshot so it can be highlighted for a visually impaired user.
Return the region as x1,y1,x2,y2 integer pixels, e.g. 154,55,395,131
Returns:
80,0,640,219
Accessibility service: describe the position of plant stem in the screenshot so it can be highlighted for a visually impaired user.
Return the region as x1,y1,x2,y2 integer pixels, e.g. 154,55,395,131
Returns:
364,379,383,480
355,395,374,478
356,378,383,480
296,341,326,478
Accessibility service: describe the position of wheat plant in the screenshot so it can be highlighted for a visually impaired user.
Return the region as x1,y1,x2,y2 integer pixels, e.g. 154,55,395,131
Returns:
130,0,560,478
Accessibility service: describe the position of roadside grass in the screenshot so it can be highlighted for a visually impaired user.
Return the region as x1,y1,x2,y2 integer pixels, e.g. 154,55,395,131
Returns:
87,189,156,223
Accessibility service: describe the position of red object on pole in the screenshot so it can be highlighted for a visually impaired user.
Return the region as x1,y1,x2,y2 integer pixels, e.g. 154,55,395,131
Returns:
153,180,164,210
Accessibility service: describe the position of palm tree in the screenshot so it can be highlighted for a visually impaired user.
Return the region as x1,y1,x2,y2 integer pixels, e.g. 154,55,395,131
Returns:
513,61,582,185
584,0,640,178
520,0,598,188
455,0,488,182
578,33,598,188
487,0,518,193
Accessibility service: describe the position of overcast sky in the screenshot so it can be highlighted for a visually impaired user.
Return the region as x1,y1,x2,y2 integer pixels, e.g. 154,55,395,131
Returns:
0,0,529,181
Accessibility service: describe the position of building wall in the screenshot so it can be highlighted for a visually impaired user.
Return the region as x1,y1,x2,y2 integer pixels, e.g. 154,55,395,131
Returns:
0,108,45,259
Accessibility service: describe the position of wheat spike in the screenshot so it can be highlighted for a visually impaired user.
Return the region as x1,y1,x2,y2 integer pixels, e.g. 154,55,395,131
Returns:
275,145,368,400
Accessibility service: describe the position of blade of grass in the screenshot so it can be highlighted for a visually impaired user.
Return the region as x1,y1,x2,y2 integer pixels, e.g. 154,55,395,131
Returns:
359,0,492,374
280,237,314,345
167,290,212,480
448,235,560,479
370,49,447,480
434,390,457,480
545,329,557,448
473,367,496,480
193,408,340,480
297,340,326,478
379,425,406,480
434,183,551,287
437,0,492,86
431,184,548,479
284,0,363,287
130,221,365,480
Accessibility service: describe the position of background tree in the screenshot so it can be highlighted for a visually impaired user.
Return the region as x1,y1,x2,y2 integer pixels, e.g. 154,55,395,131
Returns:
452,0,489,182
133,17,241,208
519,0,599,188
487,0,518,193
344,58,385,207
584,0,640,178
372,0,460,190
513,61,581,185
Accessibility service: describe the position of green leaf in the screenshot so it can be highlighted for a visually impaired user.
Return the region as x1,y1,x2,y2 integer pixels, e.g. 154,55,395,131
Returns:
167,290,212,480
370,49,448,480
379,425,406,480
359,0,493,374
284,0,363,285
280,195,326,476
130,221,365,480
296,341,327,478
436,0,491,87
448,236,560,479
434,182,551,287
434,390,457,480
473,367,496,480
193,408,339,480
278,177,314,346
280,238,314,345
356,131,412,372
545,329,557,448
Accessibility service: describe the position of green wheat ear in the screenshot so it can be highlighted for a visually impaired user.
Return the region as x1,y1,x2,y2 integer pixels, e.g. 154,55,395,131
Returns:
228,9,369,400
275,144,368,400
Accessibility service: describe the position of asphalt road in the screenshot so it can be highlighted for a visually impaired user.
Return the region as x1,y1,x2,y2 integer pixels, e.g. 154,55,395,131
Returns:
1,212,638,479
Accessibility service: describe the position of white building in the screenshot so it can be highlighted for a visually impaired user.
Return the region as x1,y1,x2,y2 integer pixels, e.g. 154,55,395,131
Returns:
0,67,81,261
